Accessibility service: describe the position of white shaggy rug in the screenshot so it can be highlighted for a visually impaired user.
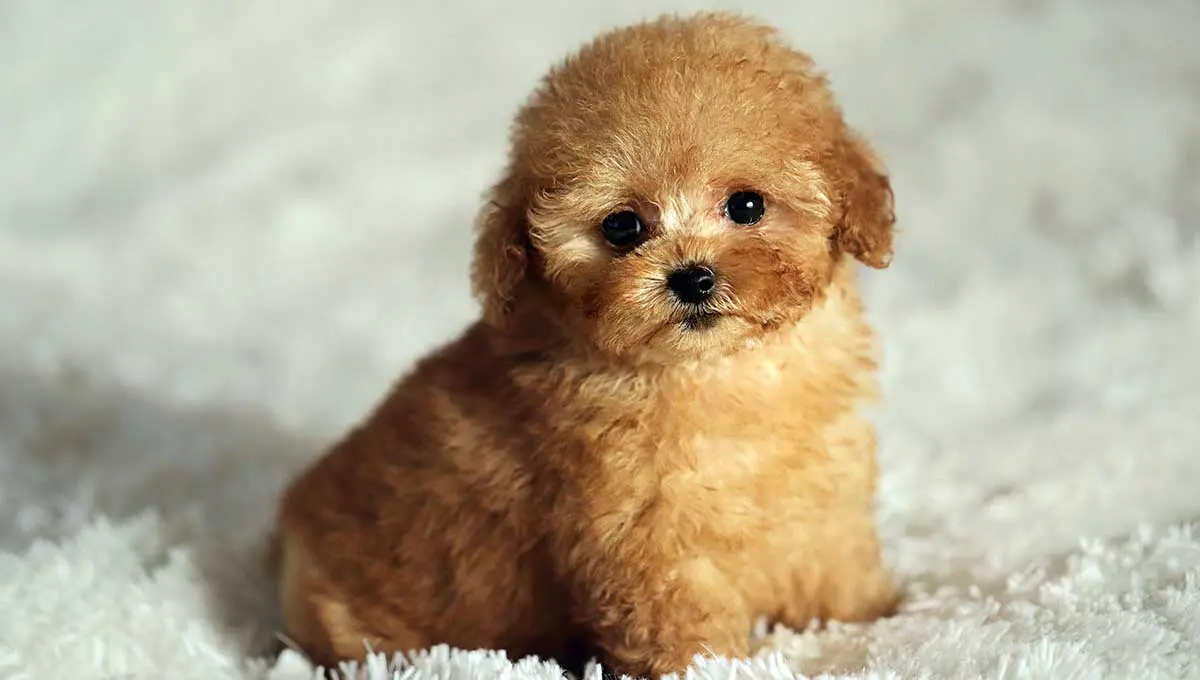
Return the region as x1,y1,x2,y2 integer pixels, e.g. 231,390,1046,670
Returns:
2,0,1199,678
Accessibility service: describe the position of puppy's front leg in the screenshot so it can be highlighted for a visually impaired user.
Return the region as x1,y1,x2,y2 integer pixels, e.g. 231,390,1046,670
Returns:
576,555,752,679
779,514,898,629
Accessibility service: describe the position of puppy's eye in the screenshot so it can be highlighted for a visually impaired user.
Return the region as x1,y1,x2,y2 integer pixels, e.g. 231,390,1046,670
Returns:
725,191,765,226
601,210,645,248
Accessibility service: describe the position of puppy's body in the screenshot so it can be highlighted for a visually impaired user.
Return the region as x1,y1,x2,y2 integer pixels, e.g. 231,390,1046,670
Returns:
279,262,891,675
278,13,897,678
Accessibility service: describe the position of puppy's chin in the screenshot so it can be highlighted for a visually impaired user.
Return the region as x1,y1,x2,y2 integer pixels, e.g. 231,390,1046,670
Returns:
582,302,786,364
568,272,820,365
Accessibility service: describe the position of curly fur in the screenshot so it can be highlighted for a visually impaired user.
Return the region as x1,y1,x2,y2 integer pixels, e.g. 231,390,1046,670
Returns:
276,12,898,679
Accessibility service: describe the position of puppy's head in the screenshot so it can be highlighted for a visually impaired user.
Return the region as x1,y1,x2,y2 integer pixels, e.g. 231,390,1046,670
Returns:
472,13,894,361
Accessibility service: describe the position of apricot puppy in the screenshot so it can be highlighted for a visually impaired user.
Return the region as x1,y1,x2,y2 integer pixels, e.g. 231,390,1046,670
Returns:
276,12,897,679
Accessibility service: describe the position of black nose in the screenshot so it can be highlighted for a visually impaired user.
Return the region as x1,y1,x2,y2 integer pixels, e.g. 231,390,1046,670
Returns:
666,264,717,304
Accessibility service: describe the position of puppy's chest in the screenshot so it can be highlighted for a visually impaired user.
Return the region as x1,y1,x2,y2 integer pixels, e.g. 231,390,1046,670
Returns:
583,357,828,549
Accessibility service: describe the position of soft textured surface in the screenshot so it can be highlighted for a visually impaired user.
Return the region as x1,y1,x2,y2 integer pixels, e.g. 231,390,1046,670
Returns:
1,0,1198,678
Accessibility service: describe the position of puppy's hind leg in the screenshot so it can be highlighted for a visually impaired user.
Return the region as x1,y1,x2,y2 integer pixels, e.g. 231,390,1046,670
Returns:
277,530,426,671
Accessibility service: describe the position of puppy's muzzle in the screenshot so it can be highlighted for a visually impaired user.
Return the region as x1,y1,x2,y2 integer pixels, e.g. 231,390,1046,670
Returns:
666,264,717,305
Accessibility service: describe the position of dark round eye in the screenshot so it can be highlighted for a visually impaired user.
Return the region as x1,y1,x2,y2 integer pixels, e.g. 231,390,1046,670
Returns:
725,191,765,226
601,210,644,248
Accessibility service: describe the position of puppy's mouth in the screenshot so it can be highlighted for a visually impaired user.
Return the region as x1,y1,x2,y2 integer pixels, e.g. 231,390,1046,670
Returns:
680,311,721,331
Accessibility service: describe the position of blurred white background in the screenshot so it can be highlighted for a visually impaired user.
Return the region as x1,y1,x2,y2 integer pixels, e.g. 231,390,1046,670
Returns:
1,1,1199,678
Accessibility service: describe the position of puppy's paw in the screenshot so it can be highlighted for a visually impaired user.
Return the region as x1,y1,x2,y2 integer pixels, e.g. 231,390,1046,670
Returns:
825,563,899,623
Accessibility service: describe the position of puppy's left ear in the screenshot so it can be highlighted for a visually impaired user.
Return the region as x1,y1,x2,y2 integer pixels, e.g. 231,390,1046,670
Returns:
471,171,532,325
828,127,895,269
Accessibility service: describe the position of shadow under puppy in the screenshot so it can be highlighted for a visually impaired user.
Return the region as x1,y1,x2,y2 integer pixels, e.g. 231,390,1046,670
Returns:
276,12,898,679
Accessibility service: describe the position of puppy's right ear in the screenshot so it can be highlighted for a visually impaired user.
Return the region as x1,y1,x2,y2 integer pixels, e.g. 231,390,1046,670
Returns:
471,171,531,326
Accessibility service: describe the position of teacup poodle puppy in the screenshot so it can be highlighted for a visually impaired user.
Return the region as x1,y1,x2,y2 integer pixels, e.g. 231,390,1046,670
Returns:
275,11,898,679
